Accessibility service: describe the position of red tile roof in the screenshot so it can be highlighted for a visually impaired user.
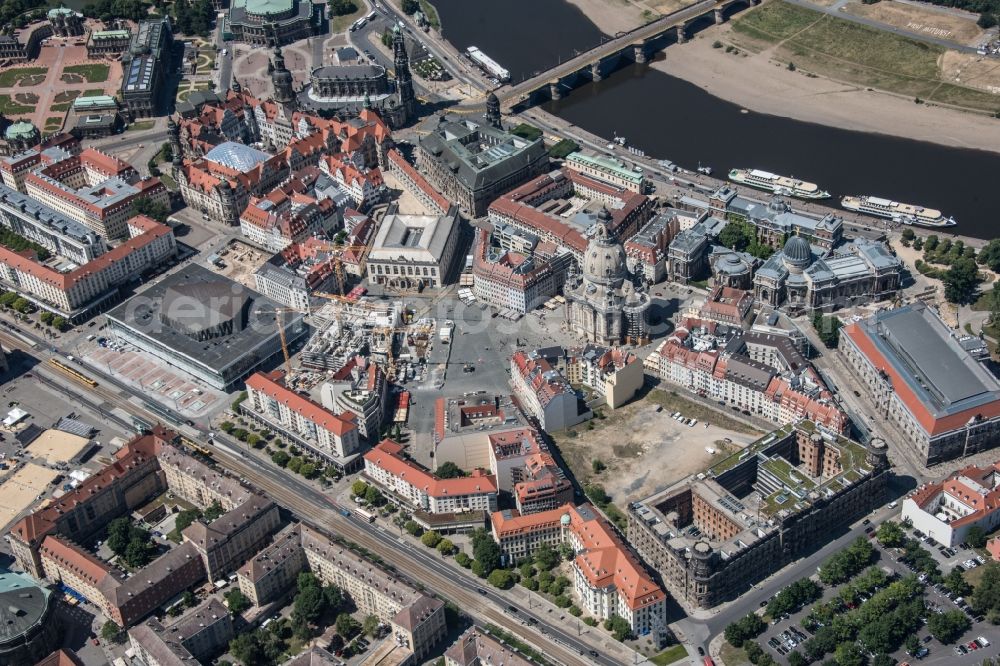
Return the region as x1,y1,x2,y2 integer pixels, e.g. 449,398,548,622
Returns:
364,439,497,496
247,371,357,437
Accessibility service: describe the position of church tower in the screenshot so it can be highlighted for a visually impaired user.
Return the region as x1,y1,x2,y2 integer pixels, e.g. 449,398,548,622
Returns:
271,46,296,107
392,26,416,123
485,92,501,129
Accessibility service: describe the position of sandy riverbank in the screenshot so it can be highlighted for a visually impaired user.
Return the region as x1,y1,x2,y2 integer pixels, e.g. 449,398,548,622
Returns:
653,29,1000,154
563,0,648,35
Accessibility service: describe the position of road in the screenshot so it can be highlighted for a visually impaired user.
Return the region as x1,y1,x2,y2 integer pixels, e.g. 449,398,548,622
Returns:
0,326,641,666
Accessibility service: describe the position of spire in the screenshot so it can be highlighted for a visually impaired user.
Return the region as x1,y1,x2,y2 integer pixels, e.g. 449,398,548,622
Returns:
270,45,295,106
363,93,372,111
231,78,242,94
392,25,415,125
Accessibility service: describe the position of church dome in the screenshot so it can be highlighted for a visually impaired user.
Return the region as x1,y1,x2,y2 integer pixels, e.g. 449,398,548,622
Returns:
583,223,626,287
783,235,811,268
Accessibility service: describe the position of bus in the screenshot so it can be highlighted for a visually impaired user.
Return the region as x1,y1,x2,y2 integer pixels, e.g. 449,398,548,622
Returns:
354,507,376,523
350,17,367,31
47,358,98,388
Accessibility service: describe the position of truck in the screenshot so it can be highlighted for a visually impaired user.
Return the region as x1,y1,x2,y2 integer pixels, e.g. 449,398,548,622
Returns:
355,507,376,523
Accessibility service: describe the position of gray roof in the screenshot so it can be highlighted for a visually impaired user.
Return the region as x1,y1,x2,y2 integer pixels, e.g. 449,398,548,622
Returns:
856,303,1000,418
205,142,271,172
311,64,385,80
0,571,52,644
106,264,303,373
417,116,547,191
0,181,101,245
182,494,275,548
370,204,458,263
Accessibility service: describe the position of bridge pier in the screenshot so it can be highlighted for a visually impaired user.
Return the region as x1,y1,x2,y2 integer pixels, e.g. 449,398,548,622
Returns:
714,7,725,24
549,80,562,101
633,43,647,64
676,25,688,44
591,61,603,82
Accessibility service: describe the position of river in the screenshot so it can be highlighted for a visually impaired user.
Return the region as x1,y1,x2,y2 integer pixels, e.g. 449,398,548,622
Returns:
433,0,1000,240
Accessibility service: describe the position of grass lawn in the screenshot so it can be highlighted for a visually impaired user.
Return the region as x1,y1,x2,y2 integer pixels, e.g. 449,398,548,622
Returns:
731,1,823,47
0,67,46,87
720,642,752,666
127,120,156,132
650,644,689,665
647,388,762,435
419,0,440,27
43,117,62,131
0,94,33,114
83,88,106,97
159,173,177,189
50,103,73,112
965,563,989,588
63,63,110,83
731,1,1000,111
330,5,365,34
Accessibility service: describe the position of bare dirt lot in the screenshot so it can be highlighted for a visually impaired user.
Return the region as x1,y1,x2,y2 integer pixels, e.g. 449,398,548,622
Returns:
216,239,270,289
940,50,1000,94
551,389,761,505
842,0,984,46
0,463,58,530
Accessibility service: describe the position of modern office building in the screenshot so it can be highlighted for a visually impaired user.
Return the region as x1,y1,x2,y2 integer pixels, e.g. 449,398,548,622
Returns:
320,356,389,442
627,422,888,610
840,302,1000,464
364,439,498,514
417,115,548,216
105,265,306,390
366,203,460,289
121,19,174,119
244,370,363,471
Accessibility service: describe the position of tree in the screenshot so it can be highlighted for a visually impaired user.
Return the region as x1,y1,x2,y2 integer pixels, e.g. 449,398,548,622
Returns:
404,520,423,537
927,609,971,643
12,297,31,313
174,508,201,533
329,0,358,16
124,537,154,567
182,590,197,608
968,526,988,548
901,228,916,242
944,257,980,305
363,614,380,637
603,614,632,642
40,311,53,325
52,316,67,331
725,613,766,648
246,433,261,449
271,450,290,467
719,220,756,252
294,585,326,624
437,538,456,555
131,197,170,223
834,642,865,666
876,520,905,548
365,485,385,506
456,551,472,567
228,631,282,666
101,621,124,643
812,312,843,348
786,652,807,666
401,0,418,14
203,500,225,521
946,567,973,597
973,563,1000,616
225,588,250,614
533,543,559,570
324,584,345,611
300,462,318,479
106,517,133,555
421,530,442,548
287,456,303,474
472,529,502,575
487,569,514,589
979,239,1000,271
592,458,606,473
584,483,610,507
905,633,921,655
0,292,17,307
352,480,369,497
435,461,466,478
336,613,360,638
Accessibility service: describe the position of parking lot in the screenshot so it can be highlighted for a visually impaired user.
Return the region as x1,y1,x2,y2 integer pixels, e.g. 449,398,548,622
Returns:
759,515,1000,665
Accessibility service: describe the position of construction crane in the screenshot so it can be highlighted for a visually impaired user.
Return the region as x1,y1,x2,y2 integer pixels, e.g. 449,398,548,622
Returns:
256,306,300,378
305,243,371,295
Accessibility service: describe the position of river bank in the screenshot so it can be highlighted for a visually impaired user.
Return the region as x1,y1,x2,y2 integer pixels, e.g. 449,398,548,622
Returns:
562,0,648,34
652,28,1000,154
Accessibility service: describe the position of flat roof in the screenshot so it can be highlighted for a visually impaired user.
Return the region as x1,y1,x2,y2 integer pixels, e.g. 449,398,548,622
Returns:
105,264,302,373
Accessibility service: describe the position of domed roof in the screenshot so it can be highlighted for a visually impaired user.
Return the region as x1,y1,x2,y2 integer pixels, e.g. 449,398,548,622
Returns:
583,223,626,286
560,513,571,526
783,235,811,267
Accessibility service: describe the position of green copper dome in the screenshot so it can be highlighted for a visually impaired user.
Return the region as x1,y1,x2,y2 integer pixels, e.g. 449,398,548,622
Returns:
5,121,37,141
